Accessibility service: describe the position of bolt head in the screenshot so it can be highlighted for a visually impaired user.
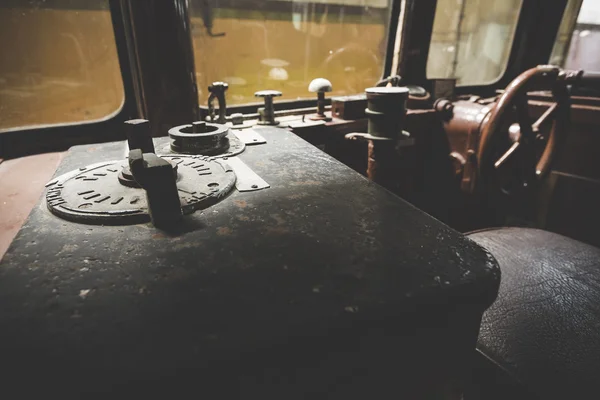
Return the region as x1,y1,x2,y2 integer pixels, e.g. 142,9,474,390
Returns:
254,90,282,98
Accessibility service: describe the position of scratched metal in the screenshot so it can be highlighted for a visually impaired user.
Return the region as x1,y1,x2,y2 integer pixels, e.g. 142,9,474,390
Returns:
0,127,500,397
45,155,236,225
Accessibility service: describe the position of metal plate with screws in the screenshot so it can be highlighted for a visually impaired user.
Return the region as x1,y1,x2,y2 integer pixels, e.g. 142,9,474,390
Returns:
231,128,267,145
223,156,270,192
45,156,236,225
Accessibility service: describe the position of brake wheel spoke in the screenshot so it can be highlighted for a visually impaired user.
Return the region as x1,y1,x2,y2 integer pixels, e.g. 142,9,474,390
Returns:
532,102,558,132
494,141,521,170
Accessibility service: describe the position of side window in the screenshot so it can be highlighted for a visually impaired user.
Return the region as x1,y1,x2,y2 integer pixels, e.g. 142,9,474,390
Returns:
426,0,523,86
190,0,394,106
0,1,124,131
550,0,600,71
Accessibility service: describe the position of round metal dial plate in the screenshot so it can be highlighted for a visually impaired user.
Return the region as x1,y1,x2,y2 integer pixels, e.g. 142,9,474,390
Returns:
45,155,236,225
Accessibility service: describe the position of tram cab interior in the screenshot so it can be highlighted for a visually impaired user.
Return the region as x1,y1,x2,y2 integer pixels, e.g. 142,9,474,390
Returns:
1,0,600,398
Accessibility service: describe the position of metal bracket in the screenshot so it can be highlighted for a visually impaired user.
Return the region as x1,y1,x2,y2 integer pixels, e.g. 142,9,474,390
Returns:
231,128,267,145
224,157,270,192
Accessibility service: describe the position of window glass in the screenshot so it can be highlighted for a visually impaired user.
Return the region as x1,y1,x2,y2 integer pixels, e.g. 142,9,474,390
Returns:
550,0,600,70
0,1,124,131
190,0,392,106
427,0,523,86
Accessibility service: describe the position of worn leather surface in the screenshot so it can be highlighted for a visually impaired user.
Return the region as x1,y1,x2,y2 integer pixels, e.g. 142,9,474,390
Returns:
468,227,600,399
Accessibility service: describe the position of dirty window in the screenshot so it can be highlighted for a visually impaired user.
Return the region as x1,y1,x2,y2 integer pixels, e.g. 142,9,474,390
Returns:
190,0,393,105
0,0,124,131
550,0,600,70
426,0,523,86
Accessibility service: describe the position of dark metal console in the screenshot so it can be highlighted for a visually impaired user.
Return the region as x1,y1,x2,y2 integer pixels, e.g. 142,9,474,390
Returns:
0,126,499,398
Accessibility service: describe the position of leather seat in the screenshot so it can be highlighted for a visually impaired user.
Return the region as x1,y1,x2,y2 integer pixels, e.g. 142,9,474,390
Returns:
468,227,600,399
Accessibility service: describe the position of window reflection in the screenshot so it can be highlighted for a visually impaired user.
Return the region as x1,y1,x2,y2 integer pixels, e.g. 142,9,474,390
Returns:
427,0,523,86
0,1,124,131
190,0,391,105
551,0,600,71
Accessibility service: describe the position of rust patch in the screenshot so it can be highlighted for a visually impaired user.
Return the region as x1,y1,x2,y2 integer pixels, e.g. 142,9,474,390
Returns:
152,233,165,239
217,227,232,236
271,214,286,225
234,200,248,209
287,193,308,200
266,226,289,235
237,216,250,221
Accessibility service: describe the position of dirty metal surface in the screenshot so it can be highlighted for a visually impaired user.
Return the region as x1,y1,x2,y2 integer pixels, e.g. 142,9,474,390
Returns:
0,128,500,397
45,155,235,225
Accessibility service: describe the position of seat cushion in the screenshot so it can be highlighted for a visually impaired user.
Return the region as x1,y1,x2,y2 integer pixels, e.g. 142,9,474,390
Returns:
468,227,600,399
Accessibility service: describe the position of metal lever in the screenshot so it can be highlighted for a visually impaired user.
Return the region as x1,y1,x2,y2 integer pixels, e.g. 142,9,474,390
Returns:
255,90,282,125
129,149,182,228
207,81,229,124
125,119,155,153
308,78,332,121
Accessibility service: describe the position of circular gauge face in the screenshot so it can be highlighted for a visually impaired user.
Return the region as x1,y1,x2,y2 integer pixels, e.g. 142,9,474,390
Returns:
46,155,236,225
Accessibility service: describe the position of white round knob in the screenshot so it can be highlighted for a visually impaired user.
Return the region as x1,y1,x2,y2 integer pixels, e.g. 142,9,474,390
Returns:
308,78,332,93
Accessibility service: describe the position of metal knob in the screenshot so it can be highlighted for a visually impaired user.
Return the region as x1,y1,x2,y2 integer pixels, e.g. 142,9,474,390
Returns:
254,90,282,125
125,119,155,154
308,78,332,121
208,81,229,124
129,149,182,228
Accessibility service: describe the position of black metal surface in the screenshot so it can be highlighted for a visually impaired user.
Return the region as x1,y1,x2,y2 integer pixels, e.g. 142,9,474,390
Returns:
0,128,499,397
45,154,235,225
121,0,199,137
397,0,438,89
331,94,368,120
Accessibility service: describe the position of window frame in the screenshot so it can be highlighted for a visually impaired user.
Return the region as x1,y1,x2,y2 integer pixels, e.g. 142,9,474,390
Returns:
195,0,404,116
398,0,571,95
0,0,138,159
0,0,403,158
